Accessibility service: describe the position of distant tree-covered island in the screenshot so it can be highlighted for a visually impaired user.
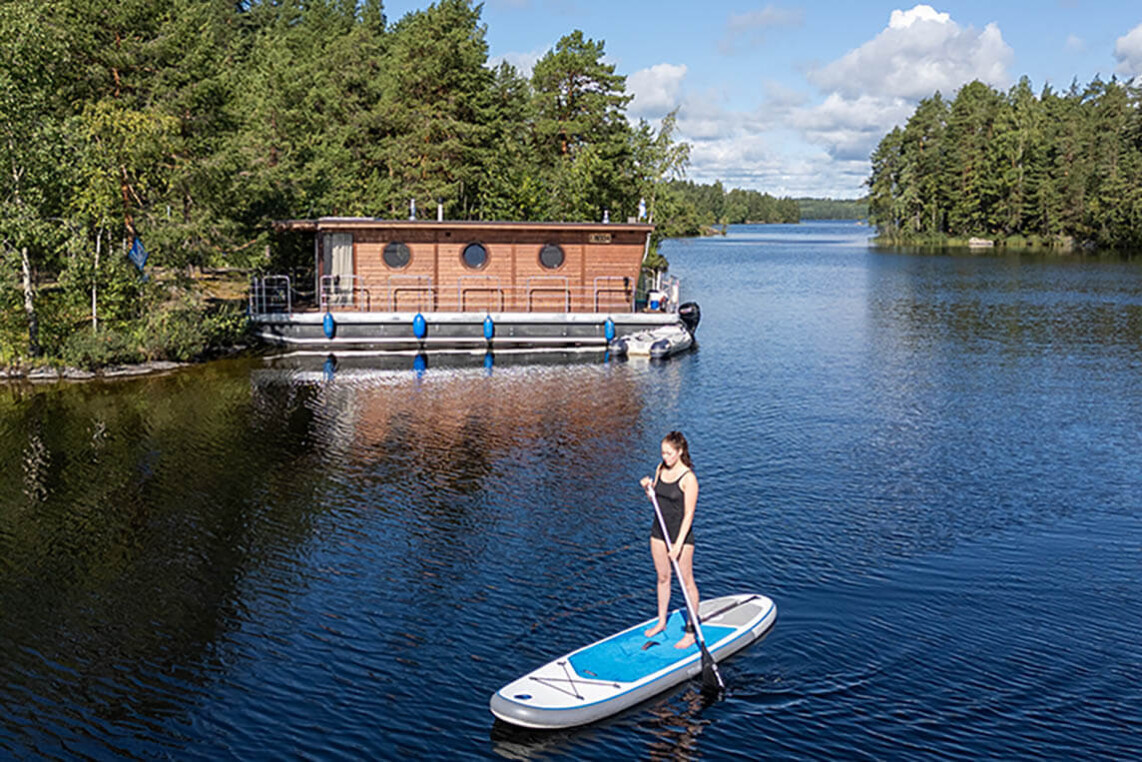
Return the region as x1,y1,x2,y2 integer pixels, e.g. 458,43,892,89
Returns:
867,75,1142,252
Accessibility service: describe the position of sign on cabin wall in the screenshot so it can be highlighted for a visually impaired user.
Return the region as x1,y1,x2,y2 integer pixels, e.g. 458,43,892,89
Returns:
588,233,612,244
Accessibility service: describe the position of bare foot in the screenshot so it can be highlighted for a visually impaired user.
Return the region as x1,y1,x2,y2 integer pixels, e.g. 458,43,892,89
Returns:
674,632,696,649
644,621,666,638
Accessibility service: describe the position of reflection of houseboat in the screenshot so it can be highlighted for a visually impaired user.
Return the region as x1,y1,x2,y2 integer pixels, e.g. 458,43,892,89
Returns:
249,219,699,355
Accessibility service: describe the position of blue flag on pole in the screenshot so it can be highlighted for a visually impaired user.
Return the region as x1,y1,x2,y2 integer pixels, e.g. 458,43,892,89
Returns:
127,236,148,272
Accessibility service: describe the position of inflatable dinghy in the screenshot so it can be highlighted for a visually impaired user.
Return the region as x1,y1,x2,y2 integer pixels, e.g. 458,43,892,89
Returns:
610,323,693,359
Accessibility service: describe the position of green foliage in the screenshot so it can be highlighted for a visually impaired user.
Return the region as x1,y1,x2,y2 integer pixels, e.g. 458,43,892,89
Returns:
374,0,494,218
868,76,1142,251
135,291,249,363
796,198,868,220
531,30,631,164
56,293,248,368
60,327,142,369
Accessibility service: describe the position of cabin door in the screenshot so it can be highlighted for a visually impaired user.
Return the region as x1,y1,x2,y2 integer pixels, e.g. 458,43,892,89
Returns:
323,233,354,308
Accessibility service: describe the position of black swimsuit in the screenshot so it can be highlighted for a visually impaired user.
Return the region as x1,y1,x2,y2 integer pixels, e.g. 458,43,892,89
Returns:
650,469,694,546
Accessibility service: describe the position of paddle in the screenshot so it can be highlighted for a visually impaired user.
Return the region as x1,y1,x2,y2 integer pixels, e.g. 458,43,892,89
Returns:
645,484,726,695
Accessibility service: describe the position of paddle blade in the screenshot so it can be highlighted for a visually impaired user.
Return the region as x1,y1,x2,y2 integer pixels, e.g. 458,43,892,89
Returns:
699,645,725,696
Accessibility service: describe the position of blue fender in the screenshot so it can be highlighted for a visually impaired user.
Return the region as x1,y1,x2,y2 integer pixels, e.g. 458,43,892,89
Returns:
604,317,615,342
323,312,335,339
484,314,495,341
413,312,427,340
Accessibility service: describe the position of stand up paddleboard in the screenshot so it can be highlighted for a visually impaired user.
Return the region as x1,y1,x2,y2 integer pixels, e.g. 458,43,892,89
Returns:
489,593,775,729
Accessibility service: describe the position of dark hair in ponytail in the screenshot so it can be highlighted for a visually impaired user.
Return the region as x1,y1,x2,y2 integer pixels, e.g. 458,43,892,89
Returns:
663,430,693,469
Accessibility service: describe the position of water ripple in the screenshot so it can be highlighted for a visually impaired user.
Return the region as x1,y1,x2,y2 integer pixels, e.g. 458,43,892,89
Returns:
2,224,1140,759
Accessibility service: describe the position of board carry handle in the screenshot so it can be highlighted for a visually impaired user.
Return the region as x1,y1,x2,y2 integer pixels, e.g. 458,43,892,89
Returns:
645,484,726,695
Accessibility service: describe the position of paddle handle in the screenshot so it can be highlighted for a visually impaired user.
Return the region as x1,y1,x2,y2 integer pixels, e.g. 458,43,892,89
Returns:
645,483,724,691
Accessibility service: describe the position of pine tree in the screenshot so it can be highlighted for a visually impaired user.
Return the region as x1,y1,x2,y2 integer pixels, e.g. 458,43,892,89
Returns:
943,80,1001,236
867,127,904,236
530,30,635,221
375,0,494,218
898,93,948,236
988,77,1041,236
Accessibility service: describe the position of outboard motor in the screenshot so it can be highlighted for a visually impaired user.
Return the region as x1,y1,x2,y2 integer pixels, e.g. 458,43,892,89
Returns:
678,302,701,334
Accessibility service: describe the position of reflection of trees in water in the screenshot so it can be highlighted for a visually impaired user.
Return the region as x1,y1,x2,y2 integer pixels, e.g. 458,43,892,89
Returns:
867,257,1142,352
0,367,332,741
312,366,648,681
21,417,48,504
340,366,645,526
641,686,715,761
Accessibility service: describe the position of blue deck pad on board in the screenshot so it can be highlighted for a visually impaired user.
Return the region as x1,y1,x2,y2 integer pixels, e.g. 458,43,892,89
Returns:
568,610,734,683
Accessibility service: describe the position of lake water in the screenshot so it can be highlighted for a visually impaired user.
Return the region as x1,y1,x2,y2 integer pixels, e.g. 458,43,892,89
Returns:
1,221,1139,759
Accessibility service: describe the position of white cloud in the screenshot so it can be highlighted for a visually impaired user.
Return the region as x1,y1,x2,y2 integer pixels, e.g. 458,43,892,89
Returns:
809,4,1013,99
720,4,803,54
628,63,688,117
671,4,1019,196
1114,23,1142,78
792,94,916,161
686,137,869,197
487,48,545,77
762,80,809,109
1065,34,1085,53
783,4,1013,171
889,4,949,28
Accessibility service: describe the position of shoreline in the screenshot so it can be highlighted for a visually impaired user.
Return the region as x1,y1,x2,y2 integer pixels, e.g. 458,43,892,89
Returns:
869,234,1120,254
1,360,188,383
0,345,253,384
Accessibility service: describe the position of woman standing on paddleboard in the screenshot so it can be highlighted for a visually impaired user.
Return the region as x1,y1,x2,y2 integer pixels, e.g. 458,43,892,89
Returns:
640,430,700,649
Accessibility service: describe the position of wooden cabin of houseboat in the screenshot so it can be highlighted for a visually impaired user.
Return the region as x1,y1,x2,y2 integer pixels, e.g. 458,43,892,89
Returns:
250,218,697,355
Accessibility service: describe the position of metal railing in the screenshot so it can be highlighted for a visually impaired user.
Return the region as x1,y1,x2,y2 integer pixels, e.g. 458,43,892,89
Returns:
525,276,571,312
389,275,435,312
249,274,292,314
635,269,681,313
320,274,371,311
458,275,506,312
592,276,632,312
249,273,675,314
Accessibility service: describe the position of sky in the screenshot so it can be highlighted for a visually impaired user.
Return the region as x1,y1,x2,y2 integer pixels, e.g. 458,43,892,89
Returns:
379,1,1142,199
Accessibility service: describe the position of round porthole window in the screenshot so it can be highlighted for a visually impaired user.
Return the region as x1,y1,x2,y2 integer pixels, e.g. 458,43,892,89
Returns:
539,243,565,269
462,242,488,269
383,241,411,269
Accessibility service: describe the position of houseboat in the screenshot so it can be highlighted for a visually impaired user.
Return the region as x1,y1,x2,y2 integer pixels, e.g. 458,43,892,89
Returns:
248,218,699,357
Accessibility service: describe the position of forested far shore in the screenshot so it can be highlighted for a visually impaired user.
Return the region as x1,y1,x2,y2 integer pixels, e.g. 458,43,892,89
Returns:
655,181,800,236
796,197,868,220
868,75,1142,251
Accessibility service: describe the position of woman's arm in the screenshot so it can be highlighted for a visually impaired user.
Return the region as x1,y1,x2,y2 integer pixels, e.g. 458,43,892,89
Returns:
640,463,663,493
671,472,699,559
